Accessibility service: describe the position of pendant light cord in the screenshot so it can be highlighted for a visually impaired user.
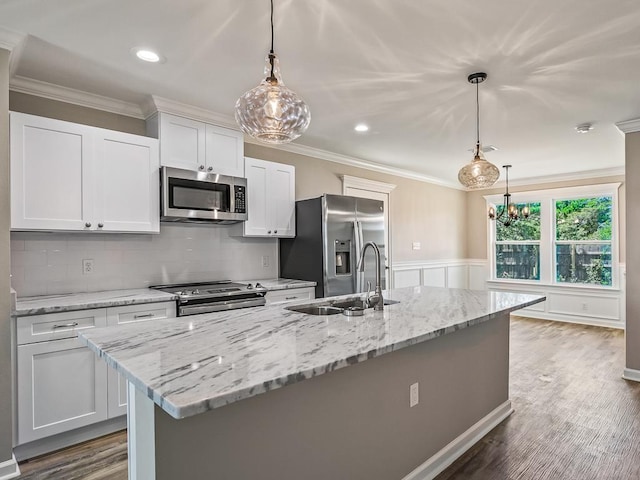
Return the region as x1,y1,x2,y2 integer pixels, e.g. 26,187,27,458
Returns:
268,0,276,81
476,80,480,147
270,0,274,54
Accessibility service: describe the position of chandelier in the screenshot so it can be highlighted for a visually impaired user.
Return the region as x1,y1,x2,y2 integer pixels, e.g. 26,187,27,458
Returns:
458,72,500,189
488,165,530,226
235,0,311,144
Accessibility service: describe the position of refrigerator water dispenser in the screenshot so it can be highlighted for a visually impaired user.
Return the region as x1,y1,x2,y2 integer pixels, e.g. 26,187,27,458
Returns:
335,240,351,275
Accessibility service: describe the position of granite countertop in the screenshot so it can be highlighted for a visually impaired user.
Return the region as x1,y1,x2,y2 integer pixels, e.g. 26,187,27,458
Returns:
12,278,316,317
79,286,545,420
13,289,179,317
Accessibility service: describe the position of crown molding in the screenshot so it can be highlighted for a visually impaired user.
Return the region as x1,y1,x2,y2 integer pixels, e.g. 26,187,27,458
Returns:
141,95,237,128
616,118,640,134
246,137,465,190
0,27,25,51
475,166,625,191
9,76,145,119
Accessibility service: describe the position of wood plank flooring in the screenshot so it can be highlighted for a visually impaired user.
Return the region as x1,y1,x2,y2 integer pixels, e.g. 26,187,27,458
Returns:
438,316,640,480
17,316,640,480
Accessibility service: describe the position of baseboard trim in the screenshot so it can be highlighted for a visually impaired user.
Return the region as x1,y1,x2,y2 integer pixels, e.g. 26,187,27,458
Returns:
402,400,513,480
0,454,20,480
14,416,127,462
622,368,640,383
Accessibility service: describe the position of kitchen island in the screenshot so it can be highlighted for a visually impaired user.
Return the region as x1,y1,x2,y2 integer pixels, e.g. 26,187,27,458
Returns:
79,286,544,480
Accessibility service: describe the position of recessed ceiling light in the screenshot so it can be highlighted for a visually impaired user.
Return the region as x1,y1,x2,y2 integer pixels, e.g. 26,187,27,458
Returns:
132,47,164,63
354,124,369,132
575,123,594,134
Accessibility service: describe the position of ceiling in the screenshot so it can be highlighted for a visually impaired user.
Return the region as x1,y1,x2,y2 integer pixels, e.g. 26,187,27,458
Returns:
1,0,638,187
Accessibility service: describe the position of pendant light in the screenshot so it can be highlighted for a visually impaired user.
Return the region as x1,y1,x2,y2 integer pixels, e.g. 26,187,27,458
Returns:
488,165,530,226
235,0,311,144
457,72,500,189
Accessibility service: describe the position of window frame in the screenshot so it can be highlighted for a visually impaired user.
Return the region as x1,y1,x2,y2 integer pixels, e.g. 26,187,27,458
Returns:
485,183,621,289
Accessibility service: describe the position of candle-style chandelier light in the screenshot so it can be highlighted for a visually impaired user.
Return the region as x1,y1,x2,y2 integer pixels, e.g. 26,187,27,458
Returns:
488,165,530,226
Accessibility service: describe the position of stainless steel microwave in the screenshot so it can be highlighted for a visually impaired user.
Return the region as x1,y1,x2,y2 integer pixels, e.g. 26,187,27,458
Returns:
160,166,248,224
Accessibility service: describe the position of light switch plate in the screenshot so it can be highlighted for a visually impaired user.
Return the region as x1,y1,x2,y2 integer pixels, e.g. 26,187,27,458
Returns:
412,242,421,250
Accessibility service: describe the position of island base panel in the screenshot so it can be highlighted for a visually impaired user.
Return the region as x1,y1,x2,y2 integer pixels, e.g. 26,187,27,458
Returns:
140,314,510,480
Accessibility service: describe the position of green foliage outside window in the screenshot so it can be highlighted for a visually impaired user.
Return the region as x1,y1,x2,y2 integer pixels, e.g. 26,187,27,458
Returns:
555,197,612,240
496,203,541,241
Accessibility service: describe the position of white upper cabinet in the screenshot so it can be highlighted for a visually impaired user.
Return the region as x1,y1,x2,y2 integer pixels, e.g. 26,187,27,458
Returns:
94,130,159,232
10,112,95,231
243,157,295,238
149,112,244,177
10,112,160,233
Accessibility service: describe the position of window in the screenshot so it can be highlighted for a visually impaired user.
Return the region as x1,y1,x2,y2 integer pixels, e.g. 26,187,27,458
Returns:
555,197,612,286
487,184,619,288
495,202,541,280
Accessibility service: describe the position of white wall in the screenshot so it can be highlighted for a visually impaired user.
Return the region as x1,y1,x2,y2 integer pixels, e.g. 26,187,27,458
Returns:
10,224,278,297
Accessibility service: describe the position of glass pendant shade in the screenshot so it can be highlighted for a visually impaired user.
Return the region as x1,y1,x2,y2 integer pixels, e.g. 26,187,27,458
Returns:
457,144,500,189
235,54,311,145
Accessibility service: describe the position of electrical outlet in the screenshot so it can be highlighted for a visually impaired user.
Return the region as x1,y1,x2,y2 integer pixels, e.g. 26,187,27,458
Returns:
412,242,421,250
82,259,94,275
582,303,588,311
410,382,419,407
261,255,270,268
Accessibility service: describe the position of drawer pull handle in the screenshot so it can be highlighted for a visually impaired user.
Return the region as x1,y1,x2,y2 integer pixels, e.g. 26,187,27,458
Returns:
53,322,79,329
285,296,298,300
134,313,154,319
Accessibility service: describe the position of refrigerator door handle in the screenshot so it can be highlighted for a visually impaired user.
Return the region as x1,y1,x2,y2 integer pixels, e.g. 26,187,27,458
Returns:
353,220,361,293
357,220,366,293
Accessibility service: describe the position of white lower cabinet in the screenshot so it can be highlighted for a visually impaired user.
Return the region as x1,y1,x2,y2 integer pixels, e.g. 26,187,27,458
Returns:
105,302,176,417
265,287,315,306
16,301,176,445
16,309,108,444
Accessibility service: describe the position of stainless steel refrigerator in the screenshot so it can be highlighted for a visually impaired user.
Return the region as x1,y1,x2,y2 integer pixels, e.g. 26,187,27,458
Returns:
279,194,386,298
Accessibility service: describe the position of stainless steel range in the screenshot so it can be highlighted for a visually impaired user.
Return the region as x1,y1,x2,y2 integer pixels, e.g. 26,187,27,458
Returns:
150,281,268,316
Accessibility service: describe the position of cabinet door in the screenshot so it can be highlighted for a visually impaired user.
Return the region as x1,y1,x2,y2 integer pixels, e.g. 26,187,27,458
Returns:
10,112,94,231
105,302,176,418
159,113,206,171
205,124,244,177
243,157,271,236
94,129,160,233
265,287,315,306
17,338,108,444
270,163,296,237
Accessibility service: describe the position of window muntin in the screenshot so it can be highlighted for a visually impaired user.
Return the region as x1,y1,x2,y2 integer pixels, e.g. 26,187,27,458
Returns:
494,202,541,281
554,197,613,286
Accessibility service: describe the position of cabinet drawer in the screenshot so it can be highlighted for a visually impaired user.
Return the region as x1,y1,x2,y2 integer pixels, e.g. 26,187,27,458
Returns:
17,309,107,345
106,301,176,326
265,287,315,306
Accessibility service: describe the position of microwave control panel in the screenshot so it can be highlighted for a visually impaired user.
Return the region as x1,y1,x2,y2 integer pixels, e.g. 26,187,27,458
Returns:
234,185,246,213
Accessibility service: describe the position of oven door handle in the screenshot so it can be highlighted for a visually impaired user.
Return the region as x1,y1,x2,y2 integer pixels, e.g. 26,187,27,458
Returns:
179,297,266,316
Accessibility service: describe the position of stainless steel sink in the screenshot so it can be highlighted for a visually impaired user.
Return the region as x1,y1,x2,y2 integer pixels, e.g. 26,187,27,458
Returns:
286,298,400,316
286,305,343,315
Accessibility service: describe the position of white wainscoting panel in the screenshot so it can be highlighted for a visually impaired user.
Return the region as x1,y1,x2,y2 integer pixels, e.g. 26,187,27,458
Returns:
393,269,422,289
547,292,619,321
447,266,468,289
422,267,446,288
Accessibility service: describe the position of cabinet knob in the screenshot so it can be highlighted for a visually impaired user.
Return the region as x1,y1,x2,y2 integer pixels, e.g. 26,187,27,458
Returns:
85,222,91,228
274,230,278,234
207,166,213,172
268,230,271,234
199,165,205,170
98,223,104,228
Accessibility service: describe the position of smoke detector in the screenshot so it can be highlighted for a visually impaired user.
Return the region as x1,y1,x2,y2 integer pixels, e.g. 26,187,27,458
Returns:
575,123,594,134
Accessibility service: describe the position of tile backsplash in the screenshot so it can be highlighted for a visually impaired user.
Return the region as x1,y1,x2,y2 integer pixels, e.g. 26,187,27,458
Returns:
11,224,278,297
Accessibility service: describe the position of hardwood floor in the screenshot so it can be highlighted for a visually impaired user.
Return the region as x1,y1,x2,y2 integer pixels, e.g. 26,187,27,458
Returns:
438,316,640,480
17,430,127,480
17,317,640,480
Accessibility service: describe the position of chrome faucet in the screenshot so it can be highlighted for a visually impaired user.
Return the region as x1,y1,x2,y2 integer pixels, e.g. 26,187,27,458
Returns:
357,241,384,311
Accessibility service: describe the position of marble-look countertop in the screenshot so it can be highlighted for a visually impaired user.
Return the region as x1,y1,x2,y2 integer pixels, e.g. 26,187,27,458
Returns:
79,286,545,419
11,279,315,317
13,289,179,317
239,278,316,291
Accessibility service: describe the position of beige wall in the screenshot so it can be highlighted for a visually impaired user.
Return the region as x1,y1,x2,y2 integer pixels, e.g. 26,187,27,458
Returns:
0,49,13,461
466,175,626,262
245,144,468,262
9,91,146,135
625,132,640,370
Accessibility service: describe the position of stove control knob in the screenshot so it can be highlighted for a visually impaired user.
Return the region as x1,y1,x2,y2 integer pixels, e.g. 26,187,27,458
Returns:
246,283,253,289
192,289,200,295
255,282,263,289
